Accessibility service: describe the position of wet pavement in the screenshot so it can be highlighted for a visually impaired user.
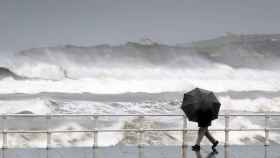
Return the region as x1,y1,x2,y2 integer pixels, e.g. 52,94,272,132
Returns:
1,145,280,158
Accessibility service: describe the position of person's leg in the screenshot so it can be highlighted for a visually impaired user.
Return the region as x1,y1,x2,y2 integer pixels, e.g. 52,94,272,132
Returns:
195,127,207,145
192,127,206,151
205,128,219,150
205,128,216,144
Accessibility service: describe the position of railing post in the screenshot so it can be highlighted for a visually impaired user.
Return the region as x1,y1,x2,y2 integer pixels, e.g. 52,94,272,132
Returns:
2,115,7,150
138,129,144,148
2,115,7,158
46,115,51,149
224,115,230,147
138,116,144,148
182,116,187,147
264,114,270,146
93,130,98,148
93,116,98,148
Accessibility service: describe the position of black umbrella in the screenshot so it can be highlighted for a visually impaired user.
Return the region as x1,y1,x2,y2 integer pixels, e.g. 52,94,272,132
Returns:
181,88,221,122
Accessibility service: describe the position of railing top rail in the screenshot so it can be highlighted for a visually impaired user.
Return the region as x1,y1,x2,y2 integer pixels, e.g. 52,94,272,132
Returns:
3,128,280,133
0,113,280,117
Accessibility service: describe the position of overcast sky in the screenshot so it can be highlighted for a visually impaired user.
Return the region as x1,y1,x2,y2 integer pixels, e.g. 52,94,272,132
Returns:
0,0,280,52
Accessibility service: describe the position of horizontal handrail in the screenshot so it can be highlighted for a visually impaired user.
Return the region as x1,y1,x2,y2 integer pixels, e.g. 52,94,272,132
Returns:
0,113,280,117
2,128,280,133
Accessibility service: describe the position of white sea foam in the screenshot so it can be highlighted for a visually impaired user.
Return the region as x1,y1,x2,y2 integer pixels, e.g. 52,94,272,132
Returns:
1,95,280,115
12,62,65,80
220,96,280,112
0,98,51,114
1,64,280,94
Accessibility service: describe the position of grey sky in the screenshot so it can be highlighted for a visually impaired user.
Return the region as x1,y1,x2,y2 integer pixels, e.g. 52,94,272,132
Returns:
0,0,280,52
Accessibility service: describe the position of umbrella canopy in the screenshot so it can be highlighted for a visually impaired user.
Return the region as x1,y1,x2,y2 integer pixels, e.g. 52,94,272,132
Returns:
181,88,221,122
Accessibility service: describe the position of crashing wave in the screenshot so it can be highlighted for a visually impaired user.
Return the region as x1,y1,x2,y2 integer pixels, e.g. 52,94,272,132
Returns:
1,33,279,81
0,34,279,93
0,67,26,80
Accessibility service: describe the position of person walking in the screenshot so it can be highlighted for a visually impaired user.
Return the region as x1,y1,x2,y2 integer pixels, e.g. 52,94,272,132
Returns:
181,88,221,151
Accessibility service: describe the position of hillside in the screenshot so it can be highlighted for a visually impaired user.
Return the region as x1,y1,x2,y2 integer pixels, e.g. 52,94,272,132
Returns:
16,34,280,70
191,33,280,68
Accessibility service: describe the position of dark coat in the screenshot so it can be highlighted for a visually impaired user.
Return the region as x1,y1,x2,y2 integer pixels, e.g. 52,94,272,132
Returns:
197,109,212,127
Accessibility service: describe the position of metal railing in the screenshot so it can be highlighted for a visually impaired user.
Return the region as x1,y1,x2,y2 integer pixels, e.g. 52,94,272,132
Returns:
1,113,280,149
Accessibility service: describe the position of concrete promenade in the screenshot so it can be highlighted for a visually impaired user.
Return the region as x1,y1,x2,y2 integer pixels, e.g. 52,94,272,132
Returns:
1,145,280,158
